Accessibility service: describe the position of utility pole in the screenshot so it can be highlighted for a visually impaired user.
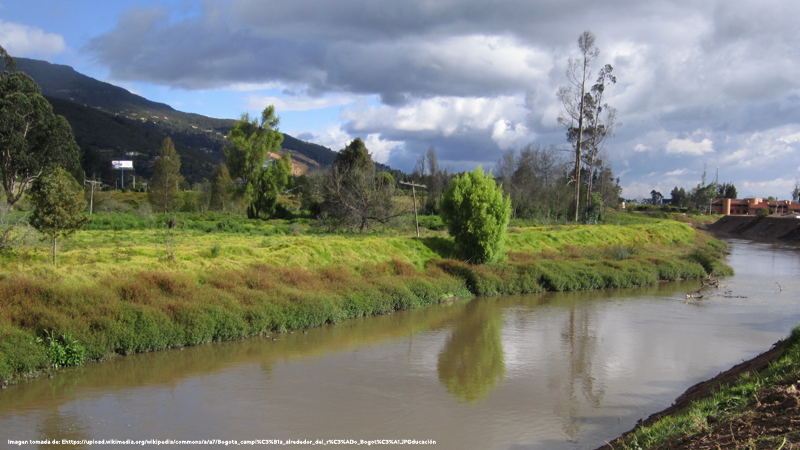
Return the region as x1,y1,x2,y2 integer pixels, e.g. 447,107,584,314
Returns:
83,179,101,215
399,181,427,237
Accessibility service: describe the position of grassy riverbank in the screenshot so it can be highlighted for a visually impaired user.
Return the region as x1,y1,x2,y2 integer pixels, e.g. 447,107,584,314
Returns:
0,217,730,383
601,325,800,449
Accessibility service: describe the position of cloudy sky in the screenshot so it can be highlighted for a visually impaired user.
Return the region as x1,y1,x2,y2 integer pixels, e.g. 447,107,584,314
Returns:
2,0,800,199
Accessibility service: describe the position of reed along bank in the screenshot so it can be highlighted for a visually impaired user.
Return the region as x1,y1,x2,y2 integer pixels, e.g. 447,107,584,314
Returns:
0,218,731,383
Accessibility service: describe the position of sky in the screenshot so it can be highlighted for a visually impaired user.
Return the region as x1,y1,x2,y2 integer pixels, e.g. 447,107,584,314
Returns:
2,0,800,199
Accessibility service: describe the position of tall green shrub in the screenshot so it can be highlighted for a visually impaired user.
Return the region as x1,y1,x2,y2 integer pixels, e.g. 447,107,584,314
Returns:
440,167,511,264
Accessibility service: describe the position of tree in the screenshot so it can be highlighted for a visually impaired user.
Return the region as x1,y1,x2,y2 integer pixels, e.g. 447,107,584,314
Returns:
225,105,284,218
583,64,618,208
148,137,184,214
717,182,737,199
423,146,444,213
209,163,233,212
248,152,292,219
650,190,663,205
440,167,511,264
494,143,574,222
558,30,599,222
0,44,15,72
792,179,800,202
690,183,716,211
320,138,398,232
0,70,81,208
29,168,88,265
671,186,688,207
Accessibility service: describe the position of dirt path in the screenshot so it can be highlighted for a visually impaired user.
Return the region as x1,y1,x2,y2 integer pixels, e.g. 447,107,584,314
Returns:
596,340,800,449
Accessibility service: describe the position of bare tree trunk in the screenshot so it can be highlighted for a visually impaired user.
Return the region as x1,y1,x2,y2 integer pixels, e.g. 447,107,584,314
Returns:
574,120,583,222
52,236,56,266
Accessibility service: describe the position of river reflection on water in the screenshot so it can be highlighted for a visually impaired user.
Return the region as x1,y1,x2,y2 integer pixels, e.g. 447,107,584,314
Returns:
2,238,799,449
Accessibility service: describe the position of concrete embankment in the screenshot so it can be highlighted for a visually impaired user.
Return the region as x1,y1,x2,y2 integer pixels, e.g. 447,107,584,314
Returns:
705,215,800,240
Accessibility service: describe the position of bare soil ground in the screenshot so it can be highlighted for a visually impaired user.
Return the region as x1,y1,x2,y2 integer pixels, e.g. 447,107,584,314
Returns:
597,341,800,449
706,216,800,241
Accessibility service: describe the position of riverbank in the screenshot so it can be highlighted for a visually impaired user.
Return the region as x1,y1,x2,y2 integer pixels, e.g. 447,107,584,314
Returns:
596,325,800,449
0,219,730,384
706,215,800,240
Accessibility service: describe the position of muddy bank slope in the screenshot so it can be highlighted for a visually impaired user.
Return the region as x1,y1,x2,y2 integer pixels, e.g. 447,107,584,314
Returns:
706,215,800,240
595,341,789,450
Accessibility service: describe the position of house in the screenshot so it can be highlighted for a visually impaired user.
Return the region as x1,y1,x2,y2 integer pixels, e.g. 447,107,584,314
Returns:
711,198,800,215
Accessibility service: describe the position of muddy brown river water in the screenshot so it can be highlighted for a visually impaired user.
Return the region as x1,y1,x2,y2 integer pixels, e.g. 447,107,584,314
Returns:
2,237,800,449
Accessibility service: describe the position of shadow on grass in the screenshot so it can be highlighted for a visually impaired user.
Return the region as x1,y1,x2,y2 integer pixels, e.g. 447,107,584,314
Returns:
418,237,456,259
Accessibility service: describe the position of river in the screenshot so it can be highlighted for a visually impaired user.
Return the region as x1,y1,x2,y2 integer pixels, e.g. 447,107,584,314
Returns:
2,237,799,449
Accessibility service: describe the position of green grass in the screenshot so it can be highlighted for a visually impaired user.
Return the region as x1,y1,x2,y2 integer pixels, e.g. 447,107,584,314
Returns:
0,214,731,383
612,325,800,449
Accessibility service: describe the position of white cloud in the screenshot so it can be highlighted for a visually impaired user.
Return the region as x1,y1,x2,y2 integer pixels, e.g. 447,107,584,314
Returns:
665,168,688,176
620,181,661,200
778,132,800,144
742,177,795,196
665,138,714,155
634,144,650,152
306,125,352,154
343,95,528,136
0,20,66,56
225,82,282,92
491,120,534,150
721,148,752,164
244,93,357,112
363,134,404,164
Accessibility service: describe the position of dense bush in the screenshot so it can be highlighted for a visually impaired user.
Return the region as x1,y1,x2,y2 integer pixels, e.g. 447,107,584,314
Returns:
417,215,445,231
440,167,511,264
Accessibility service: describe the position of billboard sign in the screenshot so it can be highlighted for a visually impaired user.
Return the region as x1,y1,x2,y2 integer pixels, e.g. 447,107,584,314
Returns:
112,160,133,170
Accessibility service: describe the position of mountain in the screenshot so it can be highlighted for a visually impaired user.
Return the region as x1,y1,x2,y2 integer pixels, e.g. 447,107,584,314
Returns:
47,96,218,184
14,57,341,181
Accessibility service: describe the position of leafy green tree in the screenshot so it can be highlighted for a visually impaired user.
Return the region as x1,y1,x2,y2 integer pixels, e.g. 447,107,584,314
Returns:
650,190,663,205
248,152,292,219
0,44,15,72
670,186,688,207
225,105,284,217
320,138,397,232
29,168,88,265
689,183,717,211
0,68,81,208
209,163,233,212
440,167,511,264
717,182,737,199
148,137,184,214
334,136,372,172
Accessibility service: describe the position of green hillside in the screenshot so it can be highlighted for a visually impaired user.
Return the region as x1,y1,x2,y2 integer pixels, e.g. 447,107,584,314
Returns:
16,57,342,173
48,97,218,184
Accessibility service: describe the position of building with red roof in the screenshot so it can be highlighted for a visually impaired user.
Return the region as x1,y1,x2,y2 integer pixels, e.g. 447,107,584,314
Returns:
711,198,800,216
